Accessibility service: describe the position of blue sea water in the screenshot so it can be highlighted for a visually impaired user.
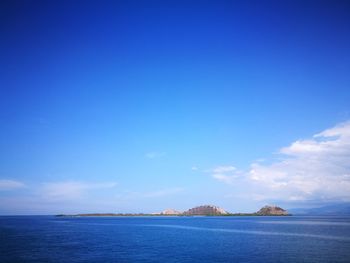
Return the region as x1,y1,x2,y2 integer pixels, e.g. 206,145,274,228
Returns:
1,216,350,262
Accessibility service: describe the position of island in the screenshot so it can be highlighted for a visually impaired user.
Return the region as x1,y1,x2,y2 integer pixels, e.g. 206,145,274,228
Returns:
57,205,290,217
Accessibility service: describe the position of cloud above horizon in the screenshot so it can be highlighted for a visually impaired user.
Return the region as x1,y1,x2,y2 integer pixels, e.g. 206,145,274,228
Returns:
0,179,25,190
41,181,117,201
143,187,184,198
212,121,350,203
211,166,239,185
114,187,185,201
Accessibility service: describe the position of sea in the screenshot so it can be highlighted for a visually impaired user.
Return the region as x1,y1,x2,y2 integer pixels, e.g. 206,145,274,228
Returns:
1,216,350,262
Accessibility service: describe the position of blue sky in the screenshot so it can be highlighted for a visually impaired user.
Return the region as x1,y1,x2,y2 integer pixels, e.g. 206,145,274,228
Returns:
1,0,350,214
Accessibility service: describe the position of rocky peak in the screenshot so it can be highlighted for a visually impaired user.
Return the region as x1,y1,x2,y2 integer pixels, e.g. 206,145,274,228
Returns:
183,205,228,215
256,205,289,215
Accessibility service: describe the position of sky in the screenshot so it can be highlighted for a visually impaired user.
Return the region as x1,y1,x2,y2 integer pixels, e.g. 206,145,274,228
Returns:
1,0,350,215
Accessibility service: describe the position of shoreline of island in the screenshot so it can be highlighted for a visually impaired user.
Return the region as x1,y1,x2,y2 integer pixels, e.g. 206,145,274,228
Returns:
56,205,291,217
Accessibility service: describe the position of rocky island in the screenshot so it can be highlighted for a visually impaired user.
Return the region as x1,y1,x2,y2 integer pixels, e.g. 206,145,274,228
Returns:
57,205,290,217
256,205,289,216
183,205,229,216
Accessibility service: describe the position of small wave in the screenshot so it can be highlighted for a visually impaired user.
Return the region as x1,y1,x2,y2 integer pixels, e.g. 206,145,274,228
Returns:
257,221,350,226
138,224,350,242
50,220,70,223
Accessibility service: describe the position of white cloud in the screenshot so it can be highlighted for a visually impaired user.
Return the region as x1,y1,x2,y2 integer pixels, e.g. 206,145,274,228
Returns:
145,151,166,159
191,166,198,171
0,179,25,190
212,121,350,203
41,181,117,201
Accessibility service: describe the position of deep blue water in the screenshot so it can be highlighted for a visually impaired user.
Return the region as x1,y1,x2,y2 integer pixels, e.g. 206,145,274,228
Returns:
1,216,350,262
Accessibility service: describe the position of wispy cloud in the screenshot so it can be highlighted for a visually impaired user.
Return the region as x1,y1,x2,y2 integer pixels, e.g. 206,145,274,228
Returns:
41,181,117,201
145,151,166,159
0,179,25,190
143,187,184,198
212,121,350,203
210,166,240,185
213,166,236,173
114,187,185,201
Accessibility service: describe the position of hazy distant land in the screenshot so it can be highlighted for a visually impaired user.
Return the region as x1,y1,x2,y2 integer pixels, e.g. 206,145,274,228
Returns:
57,205,290,217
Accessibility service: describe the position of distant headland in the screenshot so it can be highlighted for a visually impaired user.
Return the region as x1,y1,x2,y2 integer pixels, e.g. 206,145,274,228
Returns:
57,205,290,217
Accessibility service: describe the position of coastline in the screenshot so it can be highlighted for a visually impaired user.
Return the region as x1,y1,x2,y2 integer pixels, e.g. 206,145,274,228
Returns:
56,213,292,217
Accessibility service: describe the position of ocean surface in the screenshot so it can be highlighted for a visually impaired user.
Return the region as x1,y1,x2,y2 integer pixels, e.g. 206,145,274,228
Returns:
1,216,350,262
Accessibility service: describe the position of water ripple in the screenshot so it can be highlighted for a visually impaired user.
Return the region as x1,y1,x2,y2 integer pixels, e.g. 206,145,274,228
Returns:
138,224,350,242
257,220,350,226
